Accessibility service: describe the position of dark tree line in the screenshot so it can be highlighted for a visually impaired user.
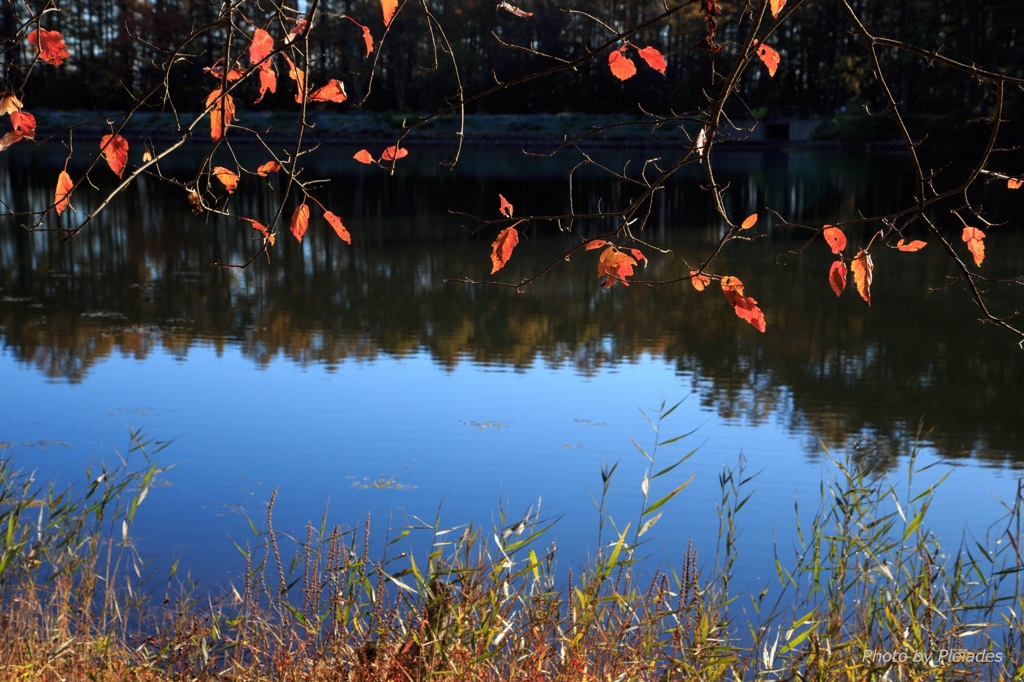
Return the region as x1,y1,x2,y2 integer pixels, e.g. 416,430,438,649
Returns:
6,0,1023,130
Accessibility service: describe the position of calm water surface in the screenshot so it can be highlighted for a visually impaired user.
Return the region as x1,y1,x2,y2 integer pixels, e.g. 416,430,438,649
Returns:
1,143,1022,593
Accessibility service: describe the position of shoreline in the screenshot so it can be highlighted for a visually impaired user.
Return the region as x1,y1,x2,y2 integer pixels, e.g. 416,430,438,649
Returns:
24,109,911,152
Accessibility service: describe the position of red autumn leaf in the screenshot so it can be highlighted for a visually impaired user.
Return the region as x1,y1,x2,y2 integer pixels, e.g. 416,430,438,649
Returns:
0,93,23,116
213,166,239,193
324,210,351,244
203,62,243,81
255,67,277,103
637,46,667,75
740,213,757,229
290,204,310,243
0,132,23,151
597,246,637,288
284,56,306,103
629,248,647,267
755,41,780,77
207,88,235,140
770,0,787,18
54,170,73,215
257,160,281,176
850,249,873,305
381,145,408,161
309,79,347,103
822,225,846,254
1008,178,1022,190
100,133,129,178
828,259,847,297
719,275,744,299
353,149,376,165
896,238,926,252
690,269,711,291
360,25,374,56
244,218,275,246
497,1,533,17
381,0,398,26
9,111,36,139
285,18,309,45
585,240,608,251
250,28,274,68
490,226,519,274
962,226,985,266
499,194,514,218
720,276,766,332
28,28,69,66
608,48,637,81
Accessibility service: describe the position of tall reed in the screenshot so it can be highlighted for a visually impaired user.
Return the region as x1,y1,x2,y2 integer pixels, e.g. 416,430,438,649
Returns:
0,410,1020,680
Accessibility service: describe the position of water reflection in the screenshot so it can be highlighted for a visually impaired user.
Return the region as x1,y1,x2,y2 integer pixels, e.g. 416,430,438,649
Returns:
1,146,1021,468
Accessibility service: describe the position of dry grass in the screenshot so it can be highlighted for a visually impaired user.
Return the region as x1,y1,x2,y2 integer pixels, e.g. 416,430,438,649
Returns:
1,411,1022,681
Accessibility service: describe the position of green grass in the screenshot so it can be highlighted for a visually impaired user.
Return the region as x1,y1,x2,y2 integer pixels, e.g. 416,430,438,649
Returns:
0,409,1021,681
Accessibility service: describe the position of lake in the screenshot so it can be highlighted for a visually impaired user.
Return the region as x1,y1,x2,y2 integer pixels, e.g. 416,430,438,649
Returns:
1,140,1022,599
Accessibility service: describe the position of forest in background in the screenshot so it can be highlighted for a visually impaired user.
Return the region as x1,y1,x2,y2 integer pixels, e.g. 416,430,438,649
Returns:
3,0,1023,136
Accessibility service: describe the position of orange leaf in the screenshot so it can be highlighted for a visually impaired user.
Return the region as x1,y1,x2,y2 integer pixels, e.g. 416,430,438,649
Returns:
360,25,375,56
720,276,766,332
381,145,408,161
381,0,398,26
608,48,637,81
740,213,757,229
770,0,787,18
822,225,846,254
850,250,873,305
250,28,274,67
257,160,281,176
499,194,514,218
244,218,275,246
290,204,310,243
100,133,129,178
9,111,36,139
490,226,519,274
896,238,926,252
0,132,23,151
497,1,533,17
54,170,73,215
255,67,277,103
213,166,239,193
755,41,780,77
629,248,647,267
284,56,306,103
28,28,69,66
961,226,985,266
0,93,23,116
585,240,608,251
690,269,711,291
309,79,347,103
720,275,744,296
353,149,375,165
206,89,235,140
637,46,667,75
828,259,847,297
597,246,636,288
324,210,351,244
1008,178,1022,190
284,18,309,45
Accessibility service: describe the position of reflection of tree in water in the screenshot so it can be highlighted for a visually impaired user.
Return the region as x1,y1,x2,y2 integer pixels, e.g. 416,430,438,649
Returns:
1,150,1020,467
